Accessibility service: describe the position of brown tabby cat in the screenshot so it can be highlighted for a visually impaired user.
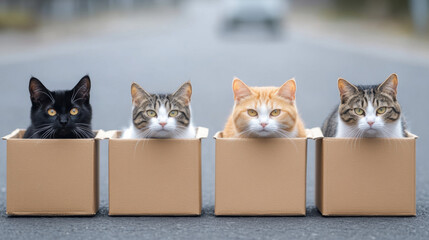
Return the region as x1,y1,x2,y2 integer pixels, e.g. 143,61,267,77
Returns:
122,82,195,139
322,73,406,138
223,78,306,138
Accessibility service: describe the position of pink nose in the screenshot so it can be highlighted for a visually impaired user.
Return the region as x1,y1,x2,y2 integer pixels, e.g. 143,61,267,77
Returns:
159,122,167,127
260,123,268,128
367,121,374,127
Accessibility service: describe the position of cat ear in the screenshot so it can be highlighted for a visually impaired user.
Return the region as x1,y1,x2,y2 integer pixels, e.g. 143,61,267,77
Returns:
173,81,192,106
276,79,296,101
29,77,52,104
72,75,91,102
378,73,398,96
338,78,358,103
131,82,151,106
232,78,252,102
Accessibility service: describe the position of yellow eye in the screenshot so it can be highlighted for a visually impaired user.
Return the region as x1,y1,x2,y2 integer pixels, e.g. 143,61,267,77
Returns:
377,107,387,114
147,110,157,117
247,109,258,117
169,110,178,117
354,108,364,115
270,109,281,117
47,108,57,116
70,108,79,116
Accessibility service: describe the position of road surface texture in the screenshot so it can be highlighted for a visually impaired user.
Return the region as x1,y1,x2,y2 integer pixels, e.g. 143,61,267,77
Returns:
0,1,428,239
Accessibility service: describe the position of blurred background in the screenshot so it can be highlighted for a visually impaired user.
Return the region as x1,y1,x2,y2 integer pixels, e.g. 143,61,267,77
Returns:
0,0,428,239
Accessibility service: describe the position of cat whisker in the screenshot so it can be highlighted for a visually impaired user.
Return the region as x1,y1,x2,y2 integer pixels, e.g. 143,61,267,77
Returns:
41,128,55,139
133,128,156,160
28,125,52,138
71,97,86,103
78,129,89,139
34,90,55,103
73,129,81,139
35,123,53,128
76,126,94,135
73,130,81,139
76,123,92,127
275,129,299,151
75,127,94,138
47,129,56,139
71,84,87,103
236,129,254,138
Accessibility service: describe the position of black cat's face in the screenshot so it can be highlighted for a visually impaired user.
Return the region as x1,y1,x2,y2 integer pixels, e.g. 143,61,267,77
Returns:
28,76,94,139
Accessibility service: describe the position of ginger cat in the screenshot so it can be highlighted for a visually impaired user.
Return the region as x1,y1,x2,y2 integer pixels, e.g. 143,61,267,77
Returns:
223,78,306,138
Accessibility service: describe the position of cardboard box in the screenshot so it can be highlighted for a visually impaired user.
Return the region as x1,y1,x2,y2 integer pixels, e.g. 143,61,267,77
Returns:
3,129,103,216
107,127,208,216
214,130,315,216
313,128,417,216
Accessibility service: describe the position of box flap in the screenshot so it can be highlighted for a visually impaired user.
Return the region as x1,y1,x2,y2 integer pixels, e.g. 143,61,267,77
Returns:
3,129,23,140
4,129,106,140
405,131,418,139
308,127,324,140
214,131,315,139
94,130,109,140
100,130,120,139
195,127,209,139
213,132,223,139
105,128,208,139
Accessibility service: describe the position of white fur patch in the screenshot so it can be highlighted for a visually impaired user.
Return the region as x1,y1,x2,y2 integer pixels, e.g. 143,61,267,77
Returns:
336,103,403,138
121,106,196,139
245,103,298,138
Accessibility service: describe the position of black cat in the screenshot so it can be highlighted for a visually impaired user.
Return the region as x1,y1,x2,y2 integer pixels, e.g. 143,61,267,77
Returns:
24,76,94,139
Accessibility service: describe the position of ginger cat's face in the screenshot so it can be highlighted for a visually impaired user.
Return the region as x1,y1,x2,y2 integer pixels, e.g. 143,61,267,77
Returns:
230,78,301,138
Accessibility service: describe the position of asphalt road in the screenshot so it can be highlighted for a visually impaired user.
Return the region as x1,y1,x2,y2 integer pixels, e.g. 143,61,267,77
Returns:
0,1,428,239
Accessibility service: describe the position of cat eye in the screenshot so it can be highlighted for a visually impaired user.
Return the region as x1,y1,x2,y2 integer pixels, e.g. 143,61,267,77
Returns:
247,109,258,117
169,110,179,117
270,109,281,117
354,108,364,115
47,108,57,116
147,110,157,117
377,107,387,115
70,108,79,116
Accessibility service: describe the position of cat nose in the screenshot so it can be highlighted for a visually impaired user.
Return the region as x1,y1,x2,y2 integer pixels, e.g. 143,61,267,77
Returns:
159,122,167,127
60,116,68,126
260,122,268,128
367,121,375,127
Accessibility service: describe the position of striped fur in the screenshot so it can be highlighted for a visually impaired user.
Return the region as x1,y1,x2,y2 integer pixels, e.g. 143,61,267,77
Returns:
122,82,195,139
322,74,406,138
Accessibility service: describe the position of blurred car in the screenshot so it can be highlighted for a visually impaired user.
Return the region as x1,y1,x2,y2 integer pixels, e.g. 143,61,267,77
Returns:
223,0,288,27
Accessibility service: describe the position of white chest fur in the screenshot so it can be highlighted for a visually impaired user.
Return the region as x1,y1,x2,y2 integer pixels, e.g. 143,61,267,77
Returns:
335,113,403,138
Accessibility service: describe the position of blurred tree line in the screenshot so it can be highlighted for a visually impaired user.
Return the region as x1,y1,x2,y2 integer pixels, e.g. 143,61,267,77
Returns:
333,0,428,33
333,0,410,18
0,0,182,30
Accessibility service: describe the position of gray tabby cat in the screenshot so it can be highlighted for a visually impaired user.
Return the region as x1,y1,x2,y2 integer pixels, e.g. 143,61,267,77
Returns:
322,73,407,138
122,82,196,139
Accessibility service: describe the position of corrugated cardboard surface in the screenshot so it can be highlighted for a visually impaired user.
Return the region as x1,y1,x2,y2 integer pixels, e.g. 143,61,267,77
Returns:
108,127,207,216
316,136,416,216
215,132,307,216
4,130,100,216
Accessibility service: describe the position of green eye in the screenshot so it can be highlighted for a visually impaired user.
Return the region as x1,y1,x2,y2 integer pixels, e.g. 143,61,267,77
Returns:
270,109,281,117
247,109,258,117
354,108,364,115
147,110,157,117
377,107,387,114
169,110,178,117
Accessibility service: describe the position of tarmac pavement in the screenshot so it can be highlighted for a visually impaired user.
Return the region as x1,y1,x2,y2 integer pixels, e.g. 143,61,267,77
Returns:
0,1,428,239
